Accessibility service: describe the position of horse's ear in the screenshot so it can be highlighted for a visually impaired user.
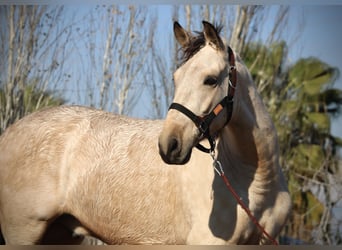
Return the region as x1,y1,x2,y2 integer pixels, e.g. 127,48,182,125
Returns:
202,21,224,50
174,21,191,48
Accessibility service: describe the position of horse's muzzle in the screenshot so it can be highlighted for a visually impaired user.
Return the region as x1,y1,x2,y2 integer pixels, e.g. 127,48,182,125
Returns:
158,135,192,165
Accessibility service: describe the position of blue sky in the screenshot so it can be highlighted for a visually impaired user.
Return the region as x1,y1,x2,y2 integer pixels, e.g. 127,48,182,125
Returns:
185,5,342,138
292,6,342,77
50,5,342,137
292,6,342,137
147,5,342,138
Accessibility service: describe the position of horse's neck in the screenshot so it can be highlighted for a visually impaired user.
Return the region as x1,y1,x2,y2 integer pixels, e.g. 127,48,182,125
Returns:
217,59,279,186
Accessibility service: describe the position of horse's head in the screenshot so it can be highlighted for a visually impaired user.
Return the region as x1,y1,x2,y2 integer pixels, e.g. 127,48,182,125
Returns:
159,21,235,165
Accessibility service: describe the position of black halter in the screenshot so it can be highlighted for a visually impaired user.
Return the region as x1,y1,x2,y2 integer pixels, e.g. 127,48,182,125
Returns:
168,46,237,154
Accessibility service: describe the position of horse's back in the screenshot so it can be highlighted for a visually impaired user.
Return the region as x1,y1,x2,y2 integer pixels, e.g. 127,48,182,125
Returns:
0,106,190,244
0,106,165,243
0,104,163,205
0,106,114,193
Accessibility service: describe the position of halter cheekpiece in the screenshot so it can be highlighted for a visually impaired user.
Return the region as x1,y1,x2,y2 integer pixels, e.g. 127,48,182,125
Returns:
169,46,237,154
168,43,279,245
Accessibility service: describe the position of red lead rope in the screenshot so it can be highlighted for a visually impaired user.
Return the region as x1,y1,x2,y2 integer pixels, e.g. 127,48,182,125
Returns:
219,173,279,245
212,159,279,245
199,48,278,245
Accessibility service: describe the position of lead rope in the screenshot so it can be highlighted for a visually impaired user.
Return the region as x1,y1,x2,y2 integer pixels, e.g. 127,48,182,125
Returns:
210,148,279,245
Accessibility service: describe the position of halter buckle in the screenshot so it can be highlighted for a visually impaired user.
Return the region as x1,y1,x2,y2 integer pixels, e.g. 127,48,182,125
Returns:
198,120,209,135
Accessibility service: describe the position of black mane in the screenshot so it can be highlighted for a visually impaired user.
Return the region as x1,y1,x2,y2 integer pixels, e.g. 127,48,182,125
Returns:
181,23,224,63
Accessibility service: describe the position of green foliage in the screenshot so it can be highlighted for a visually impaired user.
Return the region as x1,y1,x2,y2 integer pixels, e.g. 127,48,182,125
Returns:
0,81,64,134
23,83,64,113
243,41,341,243
289,144,324,176
290,58,337,95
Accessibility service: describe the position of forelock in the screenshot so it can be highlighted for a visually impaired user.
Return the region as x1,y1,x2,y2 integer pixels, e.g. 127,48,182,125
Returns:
181,23,224,63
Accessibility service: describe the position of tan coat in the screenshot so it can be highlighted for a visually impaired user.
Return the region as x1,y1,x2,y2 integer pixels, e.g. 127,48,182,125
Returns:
0,21,291,245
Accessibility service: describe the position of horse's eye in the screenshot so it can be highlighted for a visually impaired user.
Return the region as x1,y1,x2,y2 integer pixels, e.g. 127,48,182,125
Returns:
204,76,218,86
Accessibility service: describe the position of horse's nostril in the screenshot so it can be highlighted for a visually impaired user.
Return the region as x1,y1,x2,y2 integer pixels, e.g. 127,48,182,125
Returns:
158,134,184,164
168,137,179,156
159,132,192,165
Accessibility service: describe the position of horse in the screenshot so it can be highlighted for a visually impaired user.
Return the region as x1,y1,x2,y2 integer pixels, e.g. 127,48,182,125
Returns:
0,21,291,245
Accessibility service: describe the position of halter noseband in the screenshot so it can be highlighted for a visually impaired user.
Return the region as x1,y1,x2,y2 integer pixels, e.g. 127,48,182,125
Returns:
169,46,237,154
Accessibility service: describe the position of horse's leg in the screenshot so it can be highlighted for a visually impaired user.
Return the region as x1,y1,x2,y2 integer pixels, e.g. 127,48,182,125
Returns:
42,219,84,244
186,222,227,245
41,214,91,244
0,228,5,244
1,218,48,244
1,198,59,244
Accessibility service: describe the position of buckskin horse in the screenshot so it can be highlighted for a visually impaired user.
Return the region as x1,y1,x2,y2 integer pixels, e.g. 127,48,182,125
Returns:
0,21,291,244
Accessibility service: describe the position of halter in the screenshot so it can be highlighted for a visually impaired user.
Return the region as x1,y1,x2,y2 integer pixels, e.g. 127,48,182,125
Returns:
169,46,237,153
168,46,279,245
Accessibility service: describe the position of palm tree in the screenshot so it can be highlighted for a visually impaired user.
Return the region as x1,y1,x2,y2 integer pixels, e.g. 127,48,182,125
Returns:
242,41,342,244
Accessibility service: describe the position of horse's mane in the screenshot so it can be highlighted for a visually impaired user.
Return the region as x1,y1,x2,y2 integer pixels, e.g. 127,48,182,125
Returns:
181,23,224,63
